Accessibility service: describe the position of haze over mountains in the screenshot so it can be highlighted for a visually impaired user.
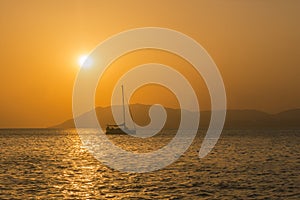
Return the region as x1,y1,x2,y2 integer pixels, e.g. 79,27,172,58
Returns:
51,104,300,129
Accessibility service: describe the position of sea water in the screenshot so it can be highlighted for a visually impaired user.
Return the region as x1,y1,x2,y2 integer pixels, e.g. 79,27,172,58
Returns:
0,129,299,199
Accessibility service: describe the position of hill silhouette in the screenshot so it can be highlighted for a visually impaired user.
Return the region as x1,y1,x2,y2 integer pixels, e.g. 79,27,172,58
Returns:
51,104,300,129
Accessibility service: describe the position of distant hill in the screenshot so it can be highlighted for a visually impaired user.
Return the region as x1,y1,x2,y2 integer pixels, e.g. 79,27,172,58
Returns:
51,104,300,129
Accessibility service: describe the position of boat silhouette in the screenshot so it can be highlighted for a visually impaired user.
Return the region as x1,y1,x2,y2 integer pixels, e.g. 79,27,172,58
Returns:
105,85,136,135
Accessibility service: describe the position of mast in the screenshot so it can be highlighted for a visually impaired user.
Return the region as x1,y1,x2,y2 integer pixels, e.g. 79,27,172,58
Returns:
121,85,126,128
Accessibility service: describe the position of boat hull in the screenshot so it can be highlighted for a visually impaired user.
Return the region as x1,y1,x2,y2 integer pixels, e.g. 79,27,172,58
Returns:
105,128,136,135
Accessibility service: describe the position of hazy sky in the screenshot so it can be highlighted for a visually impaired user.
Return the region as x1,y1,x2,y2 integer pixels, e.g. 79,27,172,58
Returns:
0,0,299,128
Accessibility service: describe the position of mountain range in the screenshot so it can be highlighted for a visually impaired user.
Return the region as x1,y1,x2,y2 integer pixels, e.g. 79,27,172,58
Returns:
51,104,300,129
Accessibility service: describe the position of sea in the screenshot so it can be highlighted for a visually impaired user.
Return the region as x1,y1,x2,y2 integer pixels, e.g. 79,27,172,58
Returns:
0,129,299,199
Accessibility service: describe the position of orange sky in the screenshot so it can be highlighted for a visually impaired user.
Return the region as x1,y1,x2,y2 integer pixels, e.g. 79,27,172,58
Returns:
0,0,299,128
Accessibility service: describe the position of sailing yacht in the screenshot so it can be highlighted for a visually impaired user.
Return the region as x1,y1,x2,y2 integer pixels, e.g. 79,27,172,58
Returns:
105,85,136,135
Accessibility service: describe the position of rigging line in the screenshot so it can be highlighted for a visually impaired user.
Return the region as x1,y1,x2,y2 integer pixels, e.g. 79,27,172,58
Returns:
124,88,136,130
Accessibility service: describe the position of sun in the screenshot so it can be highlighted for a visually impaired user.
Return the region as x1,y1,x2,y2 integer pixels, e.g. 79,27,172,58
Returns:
78,55,88,67
78,54,93,68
